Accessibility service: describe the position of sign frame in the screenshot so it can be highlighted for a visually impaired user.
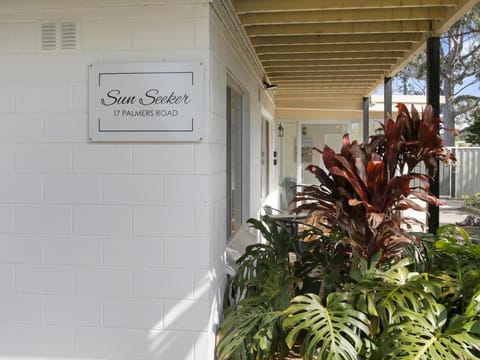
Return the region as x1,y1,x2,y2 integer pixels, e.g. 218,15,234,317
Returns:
88,62,204,142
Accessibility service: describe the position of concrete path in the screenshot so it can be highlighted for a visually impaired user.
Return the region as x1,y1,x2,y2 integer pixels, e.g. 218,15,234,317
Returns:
403,198,471,232
439,199,469,226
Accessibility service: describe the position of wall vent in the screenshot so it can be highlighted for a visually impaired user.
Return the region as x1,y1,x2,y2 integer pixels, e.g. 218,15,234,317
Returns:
41,23,57,51
60,22,77,50
41,22,78,52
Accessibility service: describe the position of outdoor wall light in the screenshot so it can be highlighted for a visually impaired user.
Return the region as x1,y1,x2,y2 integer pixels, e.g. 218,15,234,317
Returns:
277,123,285,137
302,125,307,136
263,79,278,90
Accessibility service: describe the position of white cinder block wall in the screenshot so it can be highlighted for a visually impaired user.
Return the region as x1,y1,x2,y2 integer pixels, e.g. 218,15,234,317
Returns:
0,0,272,359
207,5,277,344
1,1,207,360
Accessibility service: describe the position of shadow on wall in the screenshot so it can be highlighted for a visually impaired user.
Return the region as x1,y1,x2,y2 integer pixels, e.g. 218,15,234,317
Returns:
142,270,215,360
0,269,216,360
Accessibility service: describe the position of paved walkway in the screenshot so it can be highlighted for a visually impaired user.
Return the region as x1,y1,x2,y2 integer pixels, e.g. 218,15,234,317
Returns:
439,199,469,226
403,198,471,232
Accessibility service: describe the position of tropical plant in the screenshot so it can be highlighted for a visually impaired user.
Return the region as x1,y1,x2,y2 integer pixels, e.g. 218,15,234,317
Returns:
462,192,480,209
376,296,480,359
284,292,370,360
217,296,286,360
282,250,480,359
217,104,480,360
294,104,453,264
373,230,480,359
424,225,480,311
292,225,350,298
217,217,300,359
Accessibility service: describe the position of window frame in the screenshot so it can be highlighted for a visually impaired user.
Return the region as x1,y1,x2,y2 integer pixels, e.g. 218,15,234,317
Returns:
226,77,249,239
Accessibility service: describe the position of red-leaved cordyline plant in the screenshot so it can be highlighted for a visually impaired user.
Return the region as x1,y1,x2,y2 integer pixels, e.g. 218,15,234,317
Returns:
294,104,455,264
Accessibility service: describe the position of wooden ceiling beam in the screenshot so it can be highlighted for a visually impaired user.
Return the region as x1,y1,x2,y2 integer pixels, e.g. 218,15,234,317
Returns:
268,70,385,77
259,51,406,61
271,74,381,80
277,97,364,103
434,0,480,34
270,76,384,83
245,20,433,37
263,59,396,67
279,82,374,87
277,94,370,101
239,7,447,26
251,33,424,46
278,83,378,89
276,76,378,86
230,0,476,109
276,103,365,112
278,89,371,96
264,68,392,74
276,102,365,112
277,78,377,83
267,74,390,83
279,87,376,92
276,96,366,102
255,42,413,54
233,0,458,13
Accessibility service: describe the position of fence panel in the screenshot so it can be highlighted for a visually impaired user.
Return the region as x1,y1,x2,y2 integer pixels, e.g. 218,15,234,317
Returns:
410,147,480,198
450,147,480,198
439,161,451,197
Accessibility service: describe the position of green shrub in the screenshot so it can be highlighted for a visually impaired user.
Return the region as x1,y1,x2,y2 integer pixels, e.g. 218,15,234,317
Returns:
217,105,480,359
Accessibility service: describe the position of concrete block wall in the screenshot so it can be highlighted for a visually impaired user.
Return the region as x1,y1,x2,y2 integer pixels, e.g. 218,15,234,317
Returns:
0,1,219,359
207,5,277,339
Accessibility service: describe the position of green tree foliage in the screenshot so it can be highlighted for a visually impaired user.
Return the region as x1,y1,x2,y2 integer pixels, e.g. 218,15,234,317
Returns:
394,54,426,96
394,3,480,146
462,108,480,145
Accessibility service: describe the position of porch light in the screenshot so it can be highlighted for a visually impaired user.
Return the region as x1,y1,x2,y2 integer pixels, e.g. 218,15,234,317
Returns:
302,125,307,136
277,123,284,137
263,79,278,90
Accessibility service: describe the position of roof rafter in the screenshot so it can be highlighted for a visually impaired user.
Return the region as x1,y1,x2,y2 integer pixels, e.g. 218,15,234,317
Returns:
263,59,396,67
233,0,458,13
278,81,379,88
268,70,386,77
259,51,406,61
246,20,433,36
270,74,382,80
239,7,448,25
227,0,476,109
251,33,424,46
276,77,378,82
255,43,414,54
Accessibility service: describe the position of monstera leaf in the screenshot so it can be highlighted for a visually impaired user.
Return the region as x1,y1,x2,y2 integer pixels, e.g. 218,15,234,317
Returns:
378,301,480,359
283,292,370,360
375,281,436,330
350,258,433,325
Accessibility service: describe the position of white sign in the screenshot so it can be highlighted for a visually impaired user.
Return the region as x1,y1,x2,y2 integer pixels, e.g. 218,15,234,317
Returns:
88,62,204,141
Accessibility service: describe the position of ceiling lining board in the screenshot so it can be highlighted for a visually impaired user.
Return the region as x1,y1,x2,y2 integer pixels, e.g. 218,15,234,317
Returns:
230,0,478,110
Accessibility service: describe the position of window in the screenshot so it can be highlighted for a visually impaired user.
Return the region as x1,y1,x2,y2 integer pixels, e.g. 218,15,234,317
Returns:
226,84,243,236
261,118,270,199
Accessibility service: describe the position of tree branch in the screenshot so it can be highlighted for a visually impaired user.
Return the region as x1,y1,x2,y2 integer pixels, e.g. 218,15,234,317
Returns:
453,80,479,96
